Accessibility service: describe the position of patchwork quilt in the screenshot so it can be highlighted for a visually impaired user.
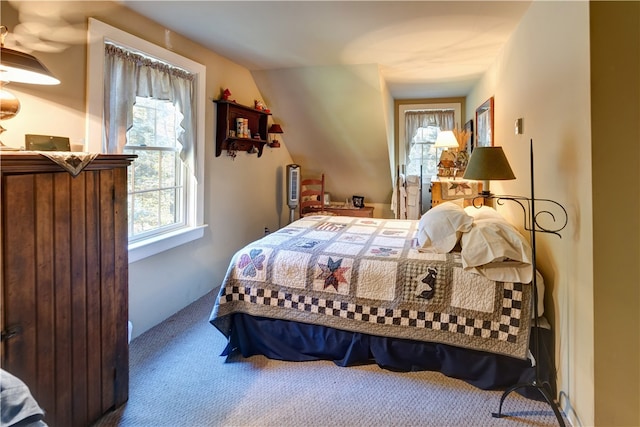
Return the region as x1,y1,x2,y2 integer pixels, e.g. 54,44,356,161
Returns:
210,215,532,359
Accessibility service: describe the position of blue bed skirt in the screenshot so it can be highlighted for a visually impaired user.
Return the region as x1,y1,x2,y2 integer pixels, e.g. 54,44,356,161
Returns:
218,313,556,401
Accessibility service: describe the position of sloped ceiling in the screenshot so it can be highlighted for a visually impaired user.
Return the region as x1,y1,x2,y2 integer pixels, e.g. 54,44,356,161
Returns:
114,1,530,204
6,0,530,204
252,64,391,203
119,1,531,99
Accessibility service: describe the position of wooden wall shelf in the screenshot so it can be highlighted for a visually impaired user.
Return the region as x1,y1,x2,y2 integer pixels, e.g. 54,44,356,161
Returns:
214,100,271,157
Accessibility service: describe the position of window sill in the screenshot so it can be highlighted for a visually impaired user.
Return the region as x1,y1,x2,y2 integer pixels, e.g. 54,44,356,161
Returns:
128,224,208,263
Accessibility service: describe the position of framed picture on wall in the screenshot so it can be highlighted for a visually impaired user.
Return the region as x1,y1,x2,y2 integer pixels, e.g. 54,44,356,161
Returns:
475,97,494,147
464,119,474,153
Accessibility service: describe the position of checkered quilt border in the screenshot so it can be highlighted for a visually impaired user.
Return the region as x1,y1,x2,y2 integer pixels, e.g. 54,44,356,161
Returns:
220,281,524,344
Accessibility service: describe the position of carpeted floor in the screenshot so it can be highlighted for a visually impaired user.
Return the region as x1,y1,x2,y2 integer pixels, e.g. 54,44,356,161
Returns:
93,291,568,427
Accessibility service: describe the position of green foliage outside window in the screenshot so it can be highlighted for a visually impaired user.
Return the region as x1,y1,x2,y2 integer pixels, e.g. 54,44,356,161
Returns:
125,97,185,241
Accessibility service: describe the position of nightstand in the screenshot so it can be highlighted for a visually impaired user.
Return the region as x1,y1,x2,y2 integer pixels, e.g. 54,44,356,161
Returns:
305,205,374,218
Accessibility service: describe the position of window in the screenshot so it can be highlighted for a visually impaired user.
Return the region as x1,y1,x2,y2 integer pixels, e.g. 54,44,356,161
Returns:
398,102,461,212
125,97,186,242
403,107,457,179
407,125,440,178
87,19,206,263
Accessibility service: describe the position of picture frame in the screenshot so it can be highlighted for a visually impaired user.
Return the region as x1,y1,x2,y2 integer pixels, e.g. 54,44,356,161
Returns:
464,119,474,153
352,195,365,208
475,97,494,147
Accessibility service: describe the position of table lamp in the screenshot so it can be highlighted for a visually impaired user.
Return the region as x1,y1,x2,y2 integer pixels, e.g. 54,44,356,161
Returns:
0,26,60,149
462,146,515,196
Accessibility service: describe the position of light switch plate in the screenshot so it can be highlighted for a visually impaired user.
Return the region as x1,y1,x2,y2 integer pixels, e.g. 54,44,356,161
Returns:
515,118,523,135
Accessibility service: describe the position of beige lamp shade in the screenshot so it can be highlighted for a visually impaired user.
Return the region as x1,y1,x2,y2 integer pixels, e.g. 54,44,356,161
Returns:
463,146,515,195
433,130,459,148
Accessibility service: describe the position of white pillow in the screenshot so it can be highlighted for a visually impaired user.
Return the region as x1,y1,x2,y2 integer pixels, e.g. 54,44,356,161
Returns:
464,205,505,222
417,202,473,253
460,217,533,283
463,205,543,315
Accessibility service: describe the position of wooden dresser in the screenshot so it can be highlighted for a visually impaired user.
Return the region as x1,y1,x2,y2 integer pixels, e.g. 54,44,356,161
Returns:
0,153,135,427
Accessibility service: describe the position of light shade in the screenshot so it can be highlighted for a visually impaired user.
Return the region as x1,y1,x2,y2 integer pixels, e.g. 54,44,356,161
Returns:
0,47,61,85
268,124,283,148
463,146,515,196
433,130,459,148
463,147,515,180
268,124,283,134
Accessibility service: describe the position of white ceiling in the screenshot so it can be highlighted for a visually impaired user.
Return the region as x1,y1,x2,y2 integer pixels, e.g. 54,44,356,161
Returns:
121,1,531,99
117,1,532,203
3,0,533,205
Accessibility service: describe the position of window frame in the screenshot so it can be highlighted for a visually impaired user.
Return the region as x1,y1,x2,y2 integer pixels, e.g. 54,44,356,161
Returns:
398,102,462,165
86,18,206,263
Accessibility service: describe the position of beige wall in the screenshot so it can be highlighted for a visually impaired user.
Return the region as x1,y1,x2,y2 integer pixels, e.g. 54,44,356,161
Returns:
0,1,294,338
467,2,595,425
252,64,393,208
590,2,640,426
4,1,639,424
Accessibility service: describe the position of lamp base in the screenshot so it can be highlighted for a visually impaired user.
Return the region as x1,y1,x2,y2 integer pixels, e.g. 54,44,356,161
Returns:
0,143,19,151
0,124,19,150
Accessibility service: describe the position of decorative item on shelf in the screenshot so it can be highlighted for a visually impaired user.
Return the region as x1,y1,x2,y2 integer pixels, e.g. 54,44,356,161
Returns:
236,117,249,138
0,26,60,150
254,99,265,110
227,141,238,159
268,123,283,148
221,88,232,100
463,146,515,198
434,130,459,177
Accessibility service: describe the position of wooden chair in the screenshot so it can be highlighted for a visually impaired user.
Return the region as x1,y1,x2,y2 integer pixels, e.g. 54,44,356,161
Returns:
299,174,325,217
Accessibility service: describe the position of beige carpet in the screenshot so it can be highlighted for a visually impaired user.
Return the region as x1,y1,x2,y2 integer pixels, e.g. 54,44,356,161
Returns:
93,291,567,427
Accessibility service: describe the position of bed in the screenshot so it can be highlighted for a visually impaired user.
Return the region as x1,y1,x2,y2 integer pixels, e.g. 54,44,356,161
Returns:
209,203,556,401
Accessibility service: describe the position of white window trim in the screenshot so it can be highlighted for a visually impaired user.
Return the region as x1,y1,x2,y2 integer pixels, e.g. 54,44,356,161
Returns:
398,102,461,162
86,18,207,263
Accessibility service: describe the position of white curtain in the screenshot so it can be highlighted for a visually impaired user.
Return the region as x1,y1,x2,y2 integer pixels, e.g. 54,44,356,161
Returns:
404,110,455,157
103,43,197,172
